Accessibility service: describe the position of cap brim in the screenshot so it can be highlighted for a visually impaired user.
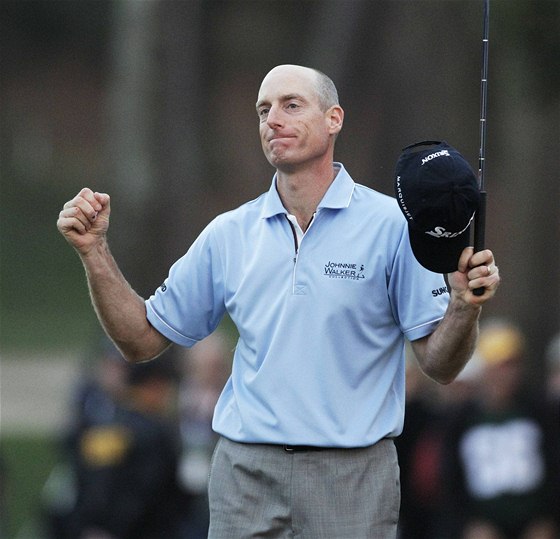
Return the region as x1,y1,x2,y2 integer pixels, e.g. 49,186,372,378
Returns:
408,226,471,274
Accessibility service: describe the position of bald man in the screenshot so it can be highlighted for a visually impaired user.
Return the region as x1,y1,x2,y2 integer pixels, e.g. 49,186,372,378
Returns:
57,65,500,538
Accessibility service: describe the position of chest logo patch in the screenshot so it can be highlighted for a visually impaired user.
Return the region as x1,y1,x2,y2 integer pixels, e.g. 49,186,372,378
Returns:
323,261,365,281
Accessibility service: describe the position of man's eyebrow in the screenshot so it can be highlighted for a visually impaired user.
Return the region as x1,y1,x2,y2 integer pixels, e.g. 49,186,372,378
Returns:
256,93,308,110
281,93,307,102
255,99,269,110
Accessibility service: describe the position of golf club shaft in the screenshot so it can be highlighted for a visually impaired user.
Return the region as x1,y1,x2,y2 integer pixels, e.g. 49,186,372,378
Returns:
473,0,489,296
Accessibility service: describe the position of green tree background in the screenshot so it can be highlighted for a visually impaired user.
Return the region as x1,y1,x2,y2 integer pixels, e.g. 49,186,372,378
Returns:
1,1,558,537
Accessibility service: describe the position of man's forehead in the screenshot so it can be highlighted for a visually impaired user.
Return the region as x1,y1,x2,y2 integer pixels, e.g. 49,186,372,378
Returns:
263,64,316,81
257,65,318,103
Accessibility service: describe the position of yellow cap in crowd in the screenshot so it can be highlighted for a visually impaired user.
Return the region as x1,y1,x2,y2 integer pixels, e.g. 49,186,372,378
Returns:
477,324,525,366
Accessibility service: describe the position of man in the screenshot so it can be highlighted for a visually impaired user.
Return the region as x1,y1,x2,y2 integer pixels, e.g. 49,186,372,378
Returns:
442,321,558,539
67,353,183,539
57,64,500,538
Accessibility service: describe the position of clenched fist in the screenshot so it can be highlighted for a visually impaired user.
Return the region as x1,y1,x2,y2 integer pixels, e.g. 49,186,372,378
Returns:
57,188,110,256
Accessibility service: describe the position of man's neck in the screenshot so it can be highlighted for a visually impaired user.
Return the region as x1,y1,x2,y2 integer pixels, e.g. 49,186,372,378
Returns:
275,160,337,232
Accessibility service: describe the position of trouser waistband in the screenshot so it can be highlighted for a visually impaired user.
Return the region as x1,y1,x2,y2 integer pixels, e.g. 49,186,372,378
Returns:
282,444,329,452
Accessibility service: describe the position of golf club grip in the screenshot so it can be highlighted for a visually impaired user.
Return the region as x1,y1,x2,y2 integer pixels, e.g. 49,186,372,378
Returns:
473,191,487,296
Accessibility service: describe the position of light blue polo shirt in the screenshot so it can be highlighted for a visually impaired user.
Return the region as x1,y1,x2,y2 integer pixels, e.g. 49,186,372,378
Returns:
146,164,449,447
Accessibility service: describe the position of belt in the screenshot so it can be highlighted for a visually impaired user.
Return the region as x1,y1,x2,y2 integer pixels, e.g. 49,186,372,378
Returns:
283,444,328,452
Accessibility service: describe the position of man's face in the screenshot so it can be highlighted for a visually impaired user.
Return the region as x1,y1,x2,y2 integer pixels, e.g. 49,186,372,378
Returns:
256,66,337,171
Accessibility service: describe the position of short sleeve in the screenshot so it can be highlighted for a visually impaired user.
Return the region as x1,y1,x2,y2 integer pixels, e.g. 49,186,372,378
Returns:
145,221,226,347
388,226,449,341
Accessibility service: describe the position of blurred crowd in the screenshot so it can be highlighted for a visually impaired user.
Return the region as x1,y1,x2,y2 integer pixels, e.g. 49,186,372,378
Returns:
7,320,558,539
40,331,232,539
397,319,560,539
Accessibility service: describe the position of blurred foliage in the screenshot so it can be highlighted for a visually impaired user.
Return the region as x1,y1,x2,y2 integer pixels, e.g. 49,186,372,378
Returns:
0,2,557,538
0,175,99,351
0,0,558,354
1,434,58,538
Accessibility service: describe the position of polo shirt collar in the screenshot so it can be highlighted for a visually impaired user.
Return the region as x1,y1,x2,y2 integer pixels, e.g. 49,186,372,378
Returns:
260,163,355,219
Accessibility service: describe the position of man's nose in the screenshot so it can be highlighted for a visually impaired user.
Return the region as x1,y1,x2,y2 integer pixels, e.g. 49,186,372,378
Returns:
266,105,284,128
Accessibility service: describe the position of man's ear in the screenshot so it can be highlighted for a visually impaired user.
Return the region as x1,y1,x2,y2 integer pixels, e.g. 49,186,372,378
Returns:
327,105,344,135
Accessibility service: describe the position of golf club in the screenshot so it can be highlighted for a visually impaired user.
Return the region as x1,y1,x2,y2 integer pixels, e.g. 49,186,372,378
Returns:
473,0,489,296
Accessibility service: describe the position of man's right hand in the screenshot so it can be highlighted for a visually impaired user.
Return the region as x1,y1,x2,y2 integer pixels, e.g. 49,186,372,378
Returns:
57,188,110,255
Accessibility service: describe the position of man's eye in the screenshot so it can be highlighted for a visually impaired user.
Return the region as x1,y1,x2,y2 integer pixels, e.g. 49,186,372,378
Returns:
258,108,269,117
287,103,299,110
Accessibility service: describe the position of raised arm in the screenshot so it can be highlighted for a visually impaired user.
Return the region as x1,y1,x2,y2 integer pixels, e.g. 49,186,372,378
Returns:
57,188,170,362
411,246,500,384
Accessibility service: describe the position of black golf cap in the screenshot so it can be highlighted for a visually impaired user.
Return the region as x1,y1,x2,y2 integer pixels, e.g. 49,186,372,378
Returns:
394,140,480,274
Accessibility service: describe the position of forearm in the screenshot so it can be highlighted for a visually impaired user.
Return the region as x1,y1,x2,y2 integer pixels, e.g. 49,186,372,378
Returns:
412,246,501,384
414,295,481,384
81,240,169,362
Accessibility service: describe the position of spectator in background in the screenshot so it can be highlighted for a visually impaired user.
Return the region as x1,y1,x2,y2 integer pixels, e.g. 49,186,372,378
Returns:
442,319,559,539
396,345,445,539
68,338,130,434
42,338,130,539
398,344,488,538
66,350,183,539
545,331,560,405
176,332,232,539
544,330,560,530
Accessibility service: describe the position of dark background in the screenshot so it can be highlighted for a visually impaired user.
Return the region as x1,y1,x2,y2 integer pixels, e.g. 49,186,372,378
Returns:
0,1,558,534
2,0,558,376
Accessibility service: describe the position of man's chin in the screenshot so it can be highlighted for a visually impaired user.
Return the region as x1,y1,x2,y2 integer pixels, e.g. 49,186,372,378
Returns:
267,156,299,174
267,151,291,167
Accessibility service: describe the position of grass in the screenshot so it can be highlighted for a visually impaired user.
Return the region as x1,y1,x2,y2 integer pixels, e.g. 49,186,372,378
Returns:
1,433,60,539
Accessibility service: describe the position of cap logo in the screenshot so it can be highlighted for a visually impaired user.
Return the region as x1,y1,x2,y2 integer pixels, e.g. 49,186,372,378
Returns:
395,175,413,221
421,149,450,165
425,213,475,238
425,226,460,239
